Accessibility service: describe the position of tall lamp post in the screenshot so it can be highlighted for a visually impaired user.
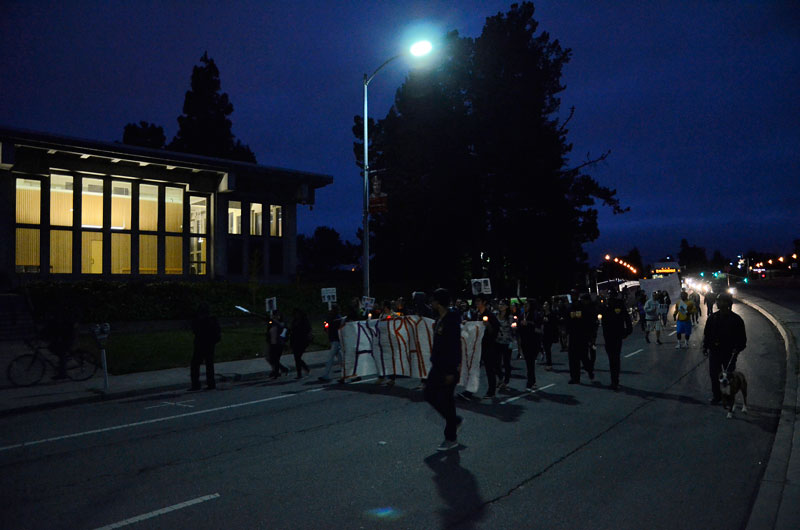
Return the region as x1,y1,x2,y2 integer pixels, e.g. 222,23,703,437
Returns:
362,40,432,298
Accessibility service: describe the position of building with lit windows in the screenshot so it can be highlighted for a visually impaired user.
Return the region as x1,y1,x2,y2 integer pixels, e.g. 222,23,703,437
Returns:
0,127,332,285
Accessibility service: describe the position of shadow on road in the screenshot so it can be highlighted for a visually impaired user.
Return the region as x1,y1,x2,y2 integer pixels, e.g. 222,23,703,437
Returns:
326,380,526,423
424,448,485,530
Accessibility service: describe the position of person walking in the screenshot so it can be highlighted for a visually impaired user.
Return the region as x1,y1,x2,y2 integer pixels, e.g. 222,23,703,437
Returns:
289,308,312,379
690,290,702,323
567,293,595,384
600,291,632,391
673,291,696,348
703,292,746,404
267,311,289,379
704,290,717,316
658,291,671,328
644,292,663,344
475,294,500,399
518,299,543,391
496,300,514,390
189,303,221,391
318,305,344,382
424,288,463,451
541,300,558,371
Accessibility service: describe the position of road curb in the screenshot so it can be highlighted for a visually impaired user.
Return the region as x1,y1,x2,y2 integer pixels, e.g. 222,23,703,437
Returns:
0,359,329,418
740,295,799,530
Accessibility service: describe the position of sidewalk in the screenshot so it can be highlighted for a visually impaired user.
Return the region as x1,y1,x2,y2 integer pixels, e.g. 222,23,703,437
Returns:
0,346,334,417
740,293,799,530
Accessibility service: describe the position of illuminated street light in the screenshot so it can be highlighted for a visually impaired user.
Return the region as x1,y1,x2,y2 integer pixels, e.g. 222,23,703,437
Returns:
605,254,611,261
779,256,784,262
362,40,433,297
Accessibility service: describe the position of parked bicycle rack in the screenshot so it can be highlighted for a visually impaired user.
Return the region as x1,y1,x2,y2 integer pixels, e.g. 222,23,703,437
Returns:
92,323,111,393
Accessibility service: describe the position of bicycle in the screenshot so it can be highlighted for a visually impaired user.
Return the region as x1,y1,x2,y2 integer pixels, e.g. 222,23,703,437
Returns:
6,339,98,387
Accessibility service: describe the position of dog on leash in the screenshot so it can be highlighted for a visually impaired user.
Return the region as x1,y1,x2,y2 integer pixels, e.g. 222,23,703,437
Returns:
719,367,748,419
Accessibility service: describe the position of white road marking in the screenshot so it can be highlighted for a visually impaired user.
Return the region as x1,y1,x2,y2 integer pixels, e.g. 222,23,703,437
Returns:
500,384,555,405
624,348,644,358
144,400,196,410
352,377,377,384
0,394,294,453
93,493,220,529
669,330,677,336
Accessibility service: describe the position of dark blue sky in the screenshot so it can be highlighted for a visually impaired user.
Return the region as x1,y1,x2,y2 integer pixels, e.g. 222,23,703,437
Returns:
1,1,798,266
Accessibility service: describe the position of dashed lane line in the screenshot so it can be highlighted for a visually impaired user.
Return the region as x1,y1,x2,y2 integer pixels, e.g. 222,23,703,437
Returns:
624,348,644,358
93,493,220,529
500,384,555,405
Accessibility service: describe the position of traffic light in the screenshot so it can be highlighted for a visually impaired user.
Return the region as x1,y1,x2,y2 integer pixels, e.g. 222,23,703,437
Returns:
743,278,749,284
700,272,705,277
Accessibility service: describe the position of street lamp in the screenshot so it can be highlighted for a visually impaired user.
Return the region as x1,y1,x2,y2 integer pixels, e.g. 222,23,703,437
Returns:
362,40,432,298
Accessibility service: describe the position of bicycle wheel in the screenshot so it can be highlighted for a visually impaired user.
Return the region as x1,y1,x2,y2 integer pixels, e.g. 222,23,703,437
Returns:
7,354,46,387
65,349,99,381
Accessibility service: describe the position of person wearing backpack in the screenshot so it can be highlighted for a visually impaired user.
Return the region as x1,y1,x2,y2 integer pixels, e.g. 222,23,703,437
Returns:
190,302,221,391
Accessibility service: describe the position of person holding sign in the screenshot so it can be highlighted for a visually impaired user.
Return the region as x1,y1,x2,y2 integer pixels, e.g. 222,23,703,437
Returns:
424,288,463,451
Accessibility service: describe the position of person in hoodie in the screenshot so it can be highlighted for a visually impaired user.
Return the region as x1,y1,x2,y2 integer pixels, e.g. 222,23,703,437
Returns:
424,288,464,451
600,290,633,391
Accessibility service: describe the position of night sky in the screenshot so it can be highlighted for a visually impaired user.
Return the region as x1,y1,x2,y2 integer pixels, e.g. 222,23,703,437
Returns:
1,1,797,266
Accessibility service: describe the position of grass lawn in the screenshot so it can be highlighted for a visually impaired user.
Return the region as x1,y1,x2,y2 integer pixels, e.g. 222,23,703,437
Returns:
104,324,330,375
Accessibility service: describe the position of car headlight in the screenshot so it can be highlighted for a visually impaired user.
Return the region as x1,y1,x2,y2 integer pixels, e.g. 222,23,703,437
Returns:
728,287,736,295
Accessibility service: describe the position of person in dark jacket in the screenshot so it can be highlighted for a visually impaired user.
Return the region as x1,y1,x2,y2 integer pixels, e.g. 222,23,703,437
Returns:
703,292,746,404
475,294,500,399
567,293,596,384
518,299,544,391
289,308,312,379
601,291,633,391
424,288,463,451
267,311,289,379
318,305,344,382
190,303,221,390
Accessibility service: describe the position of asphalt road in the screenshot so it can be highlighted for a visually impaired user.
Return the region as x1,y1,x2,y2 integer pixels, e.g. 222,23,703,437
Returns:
0,301,785,530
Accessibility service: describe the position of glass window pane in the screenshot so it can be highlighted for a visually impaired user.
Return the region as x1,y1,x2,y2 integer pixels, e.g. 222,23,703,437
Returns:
269,205,282,237
111,233,131,274
190,236,207,275
139,184,158,231
139,234,157,274
81,178,104,228
16,178,41,224
165,236,182,274
50,174,73,227
165,187,183,233
81,231,103,274
250,203,263,236
111,181,132,231
50,230,72,274
228,200,241,234
190,196,207,234
15,228,40,273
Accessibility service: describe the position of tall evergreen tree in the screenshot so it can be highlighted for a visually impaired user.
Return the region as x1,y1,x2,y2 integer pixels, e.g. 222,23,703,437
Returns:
354,2,625,295
168,52,256,163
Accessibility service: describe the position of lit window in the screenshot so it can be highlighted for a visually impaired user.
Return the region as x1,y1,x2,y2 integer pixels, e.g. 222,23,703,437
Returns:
165,187,183,233
190,196,207,234
81,178,104,228
50,174,73,227
15,228,40,273
16,178,41,224
228,201,242,234
269,205,282,237
190,237,207,275
111,181,132,230
81,231,103,274
139,184,158,231
250,203,263,235
111,233,131,274
50,230,72,274
139,235,157,274
165,236,182,274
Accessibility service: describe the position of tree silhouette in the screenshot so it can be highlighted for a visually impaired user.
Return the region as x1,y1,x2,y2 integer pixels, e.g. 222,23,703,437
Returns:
297,227,358,274
353,2,625,295
122,121,166,149
678,239,708,272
